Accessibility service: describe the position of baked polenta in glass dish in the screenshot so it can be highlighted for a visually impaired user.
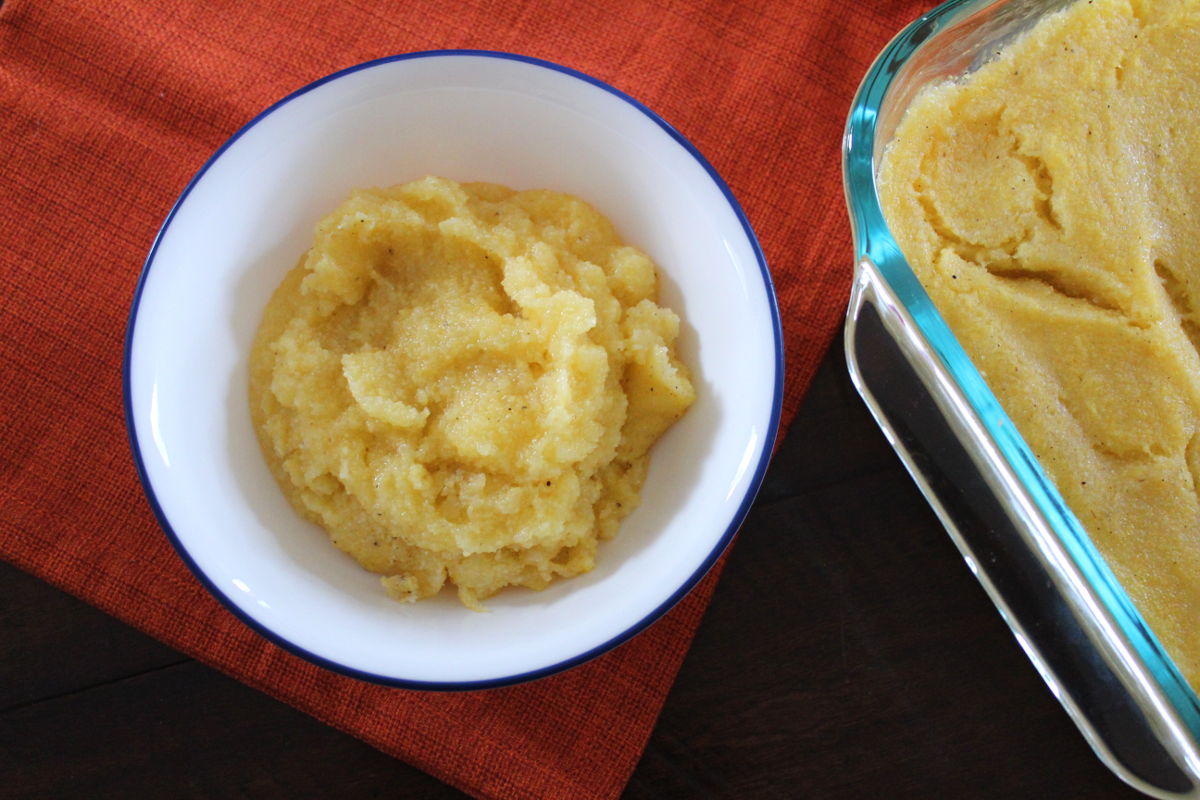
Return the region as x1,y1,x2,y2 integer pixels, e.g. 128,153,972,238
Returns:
845,0,1200,795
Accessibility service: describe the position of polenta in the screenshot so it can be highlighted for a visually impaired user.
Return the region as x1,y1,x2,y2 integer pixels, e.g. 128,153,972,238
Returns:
250,177,694,609
879,0,1200,684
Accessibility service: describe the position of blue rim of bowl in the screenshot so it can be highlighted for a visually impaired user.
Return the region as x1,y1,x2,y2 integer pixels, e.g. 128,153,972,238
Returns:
123,49,784,691
844,2,1200,734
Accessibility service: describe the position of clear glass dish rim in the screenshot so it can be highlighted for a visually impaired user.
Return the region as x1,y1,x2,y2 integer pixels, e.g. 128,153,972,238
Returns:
843,0,1200,737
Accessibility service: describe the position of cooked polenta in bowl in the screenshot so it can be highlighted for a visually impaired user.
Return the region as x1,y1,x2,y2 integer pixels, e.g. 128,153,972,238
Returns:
250,176,695,609
127,51,779,685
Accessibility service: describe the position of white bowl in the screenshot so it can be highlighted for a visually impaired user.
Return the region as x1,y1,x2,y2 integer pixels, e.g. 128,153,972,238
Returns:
125,51,782,688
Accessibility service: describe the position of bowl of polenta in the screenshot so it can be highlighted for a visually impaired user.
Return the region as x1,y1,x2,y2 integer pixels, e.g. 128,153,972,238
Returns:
125,51,781,688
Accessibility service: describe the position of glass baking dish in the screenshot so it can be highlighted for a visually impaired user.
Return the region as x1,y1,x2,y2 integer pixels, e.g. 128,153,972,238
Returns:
842,0,1200,796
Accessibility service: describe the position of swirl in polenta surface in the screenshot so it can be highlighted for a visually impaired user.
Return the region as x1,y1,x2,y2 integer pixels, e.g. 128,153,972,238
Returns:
250,177,694,609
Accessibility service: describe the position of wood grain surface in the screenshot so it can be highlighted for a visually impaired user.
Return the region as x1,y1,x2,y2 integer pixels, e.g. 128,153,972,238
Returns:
0,340,1144,799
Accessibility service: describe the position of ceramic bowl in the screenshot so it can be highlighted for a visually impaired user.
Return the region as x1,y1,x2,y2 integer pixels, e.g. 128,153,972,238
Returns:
125,51,782,688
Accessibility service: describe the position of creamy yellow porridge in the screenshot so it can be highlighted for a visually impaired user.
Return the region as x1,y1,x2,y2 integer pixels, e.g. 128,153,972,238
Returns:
879,0,1200,685
250,177,694,609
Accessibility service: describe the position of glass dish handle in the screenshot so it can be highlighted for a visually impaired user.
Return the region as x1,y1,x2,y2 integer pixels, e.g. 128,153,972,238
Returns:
845,255,1200,799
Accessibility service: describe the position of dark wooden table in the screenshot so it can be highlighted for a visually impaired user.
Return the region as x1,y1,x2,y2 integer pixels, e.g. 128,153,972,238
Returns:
0,339,1144,799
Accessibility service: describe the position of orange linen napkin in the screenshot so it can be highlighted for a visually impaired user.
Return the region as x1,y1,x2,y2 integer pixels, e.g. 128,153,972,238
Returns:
0,0,931,797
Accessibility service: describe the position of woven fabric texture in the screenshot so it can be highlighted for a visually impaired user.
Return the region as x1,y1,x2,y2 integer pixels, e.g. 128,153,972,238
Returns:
0,0,930,797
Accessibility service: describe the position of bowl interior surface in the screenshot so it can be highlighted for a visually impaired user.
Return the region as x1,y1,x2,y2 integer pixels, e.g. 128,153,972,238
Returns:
127,52,780,686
